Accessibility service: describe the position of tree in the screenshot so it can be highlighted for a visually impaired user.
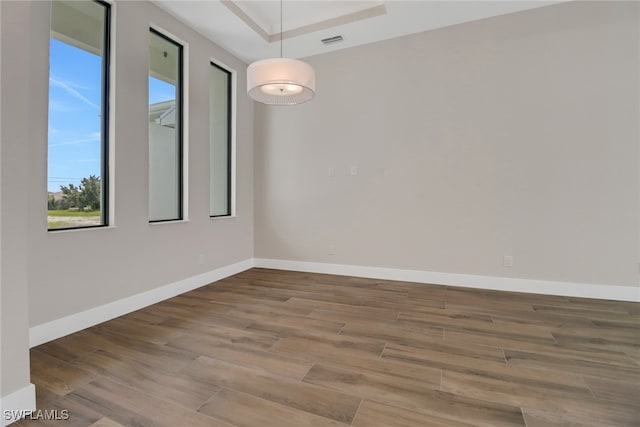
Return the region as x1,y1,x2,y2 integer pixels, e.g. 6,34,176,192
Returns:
48,194,57,210
59,183,81,210
59,175,100,211
79,175,101,210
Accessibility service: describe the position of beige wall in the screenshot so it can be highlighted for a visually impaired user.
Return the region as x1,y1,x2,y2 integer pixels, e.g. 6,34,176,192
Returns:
1,0,36,401
255,1,640,289
27,0,254,327
1,0,254,402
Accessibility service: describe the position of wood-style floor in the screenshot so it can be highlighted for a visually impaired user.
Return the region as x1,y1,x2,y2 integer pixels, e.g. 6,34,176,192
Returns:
18,268,640,426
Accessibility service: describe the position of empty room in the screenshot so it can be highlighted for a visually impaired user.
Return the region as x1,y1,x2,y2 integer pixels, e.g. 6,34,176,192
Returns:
0,0,638,426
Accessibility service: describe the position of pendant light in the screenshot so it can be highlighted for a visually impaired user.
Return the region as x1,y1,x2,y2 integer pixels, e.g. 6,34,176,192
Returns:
247,0,316,105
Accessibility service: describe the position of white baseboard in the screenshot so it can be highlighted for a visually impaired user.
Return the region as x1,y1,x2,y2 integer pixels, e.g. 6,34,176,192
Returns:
1,384,36,427
29,258,255,347
27,256,639,349
254,258,640,302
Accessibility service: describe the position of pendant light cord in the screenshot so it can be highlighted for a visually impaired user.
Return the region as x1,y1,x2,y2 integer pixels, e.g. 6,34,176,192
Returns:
280,0,283,58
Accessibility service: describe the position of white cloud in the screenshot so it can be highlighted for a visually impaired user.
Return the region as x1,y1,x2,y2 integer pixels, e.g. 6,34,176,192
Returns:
49,133,100,148
49,76,100,110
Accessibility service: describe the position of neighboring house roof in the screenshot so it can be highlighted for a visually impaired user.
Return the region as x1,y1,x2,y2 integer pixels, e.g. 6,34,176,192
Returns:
149,100,176,128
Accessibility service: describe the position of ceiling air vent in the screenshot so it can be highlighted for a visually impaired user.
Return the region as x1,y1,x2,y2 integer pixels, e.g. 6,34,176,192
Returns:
321,35,344,45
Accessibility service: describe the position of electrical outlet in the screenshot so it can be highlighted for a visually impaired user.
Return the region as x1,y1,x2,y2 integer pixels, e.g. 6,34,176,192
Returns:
503,255,513,267
350,166,357,176
328,167,335,177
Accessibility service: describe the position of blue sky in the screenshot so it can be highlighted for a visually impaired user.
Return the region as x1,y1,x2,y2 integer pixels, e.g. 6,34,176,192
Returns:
48,38,102,192
48,38,175,192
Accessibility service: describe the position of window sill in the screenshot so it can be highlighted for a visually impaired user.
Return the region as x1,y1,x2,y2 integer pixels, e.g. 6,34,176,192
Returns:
149,219,189,226
47,224,115,234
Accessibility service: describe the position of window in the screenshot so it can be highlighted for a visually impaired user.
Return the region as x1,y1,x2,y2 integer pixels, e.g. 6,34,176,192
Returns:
47,0,110,230
209,62,232,217
149,29,183,222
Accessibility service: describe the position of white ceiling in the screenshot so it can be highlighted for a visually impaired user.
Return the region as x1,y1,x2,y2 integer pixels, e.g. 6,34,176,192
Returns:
151,1,560,63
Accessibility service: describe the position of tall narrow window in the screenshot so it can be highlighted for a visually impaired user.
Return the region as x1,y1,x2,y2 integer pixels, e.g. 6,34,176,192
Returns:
48,0,110,230
210,62,232,217
149,29,183,222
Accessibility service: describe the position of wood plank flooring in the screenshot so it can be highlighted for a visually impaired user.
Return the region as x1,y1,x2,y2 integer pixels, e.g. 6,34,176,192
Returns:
18,268,640,426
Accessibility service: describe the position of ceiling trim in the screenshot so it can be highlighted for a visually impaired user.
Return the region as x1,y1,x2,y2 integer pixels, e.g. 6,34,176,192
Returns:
222,1,387,45
220,0,270,42
153,0,563,62
274,4,387,43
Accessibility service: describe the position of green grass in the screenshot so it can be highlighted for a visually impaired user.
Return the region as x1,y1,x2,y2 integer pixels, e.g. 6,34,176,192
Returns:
47,221,73,229
47,209,100,217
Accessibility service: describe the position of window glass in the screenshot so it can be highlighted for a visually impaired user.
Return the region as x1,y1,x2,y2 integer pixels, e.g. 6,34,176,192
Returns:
48,0,109,230
149,29,183,222
210,63,232,217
